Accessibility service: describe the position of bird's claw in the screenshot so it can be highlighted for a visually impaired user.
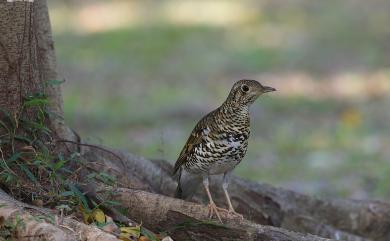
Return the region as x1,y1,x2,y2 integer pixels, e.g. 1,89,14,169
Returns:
207,203,244,223
207,202,223,223
227,208,244,220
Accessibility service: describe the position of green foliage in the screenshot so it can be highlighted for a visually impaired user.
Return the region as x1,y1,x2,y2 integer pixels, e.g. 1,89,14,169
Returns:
0,91,119,217
0,214,25,240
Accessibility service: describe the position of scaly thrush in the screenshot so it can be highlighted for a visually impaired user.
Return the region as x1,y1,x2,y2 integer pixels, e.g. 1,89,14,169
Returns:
173,79,276,222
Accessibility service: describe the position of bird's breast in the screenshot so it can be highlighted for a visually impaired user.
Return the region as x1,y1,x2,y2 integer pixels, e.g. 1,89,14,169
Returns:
185,131,249,175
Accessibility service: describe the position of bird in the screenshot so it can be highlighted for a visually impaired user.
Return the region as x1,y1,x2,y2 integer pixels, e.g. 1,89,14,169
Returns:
173,79,276,222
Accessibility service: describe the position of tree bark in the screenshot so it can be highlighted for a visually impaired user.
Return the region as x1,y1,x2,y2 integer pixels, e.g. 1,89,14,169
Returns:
0,0,75,143
0,1,90,240
82,146,390,241
112,188,333,241
0,189,120,241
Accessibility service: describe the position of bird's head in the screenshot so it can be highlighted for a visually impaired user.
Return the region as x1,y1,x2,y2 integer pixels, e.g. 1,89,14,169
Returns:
226,79,276,106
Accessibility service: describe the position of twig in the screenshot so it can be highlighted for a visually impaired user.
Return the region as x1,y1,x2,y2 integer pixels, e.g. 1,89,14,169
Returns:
0,147,18,176
56,140,123,163
58,224,75,233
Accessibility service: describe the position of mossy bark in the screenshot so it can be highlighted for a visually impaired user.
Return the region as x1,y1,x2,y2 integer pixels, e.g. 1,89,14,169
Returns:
0,0,74,143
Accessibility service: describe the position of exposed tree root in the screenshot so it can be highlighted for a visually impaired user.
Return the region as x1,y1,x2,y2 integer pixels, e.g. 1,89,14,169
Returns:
111,187,332,241
81,146,390,241
0,189,120,241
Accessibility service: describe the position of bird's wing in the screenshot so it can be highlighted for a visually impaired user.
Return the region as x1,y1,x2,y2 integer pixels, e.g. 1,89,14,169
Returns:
172,112,214,175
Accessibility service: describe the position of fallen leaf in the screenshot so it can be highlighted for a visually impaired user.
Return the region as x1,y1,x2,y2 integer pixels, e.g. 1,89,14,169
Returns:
120,225,141,240
341,108,361,128
92,208,106,224
138,236,150,241
101,216,119,233
118,237,132,241
161,237,174,241
32,199,43,207
0,216,4,227
80,205,92,224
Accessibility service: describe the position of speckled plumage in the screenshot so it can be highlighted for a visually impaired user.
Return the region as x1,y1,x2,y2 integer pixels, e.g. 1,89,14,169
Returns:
173,79,275,222
173,98,250,176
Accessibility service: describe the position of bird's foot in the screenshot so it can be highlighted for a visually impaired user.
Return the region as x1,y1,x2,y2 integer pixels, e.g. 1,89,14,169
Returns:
207,202,223,223
207,203,244,222
227,208,244,220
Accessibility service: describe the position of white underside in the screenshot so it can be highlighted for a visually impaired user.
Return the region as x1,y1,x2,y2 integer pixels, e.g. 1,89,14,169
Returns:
206,158,240,175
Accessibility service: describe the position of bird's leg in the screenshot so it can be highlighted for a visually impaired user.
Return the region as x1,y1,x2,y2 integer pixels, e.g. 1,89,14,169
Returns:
203,176,223,223
223,172,244,219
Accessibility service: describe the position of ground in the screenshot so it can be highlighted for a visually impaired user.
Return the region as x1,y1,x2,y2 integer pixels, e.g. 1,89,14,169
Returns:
49,0,390,199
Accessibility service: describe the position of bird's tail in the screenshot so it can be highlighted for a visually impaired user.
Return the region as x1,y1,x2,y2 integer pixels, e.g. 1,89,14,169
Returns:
174,168,184,199
174,168,202,200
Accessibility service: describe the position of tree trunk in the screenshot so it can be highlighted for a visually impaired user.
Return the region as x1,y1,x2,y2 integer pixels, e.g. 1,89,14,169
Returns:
0,0,74,143
0,1,85,240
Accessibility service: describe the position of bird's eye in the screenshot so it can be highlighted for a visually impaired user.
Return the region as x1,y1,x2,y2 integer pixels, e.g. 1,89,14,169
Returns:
241,84,249,92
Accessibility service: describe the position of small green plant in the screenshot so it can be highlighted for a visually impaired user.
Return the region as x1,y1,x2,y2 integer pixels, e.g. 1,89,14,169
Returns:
0,85,100,215
0,84,156,241
0,214,25,240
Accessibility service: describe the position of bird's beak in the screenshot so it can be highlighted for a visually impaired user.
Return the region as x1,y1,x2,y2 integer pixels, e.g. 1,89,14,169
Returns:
262,85,276,93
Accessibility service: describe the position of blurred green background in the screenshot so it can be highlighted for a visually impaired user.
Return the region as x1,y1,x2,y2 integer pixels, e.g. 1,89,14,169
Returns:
48,0,390,199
